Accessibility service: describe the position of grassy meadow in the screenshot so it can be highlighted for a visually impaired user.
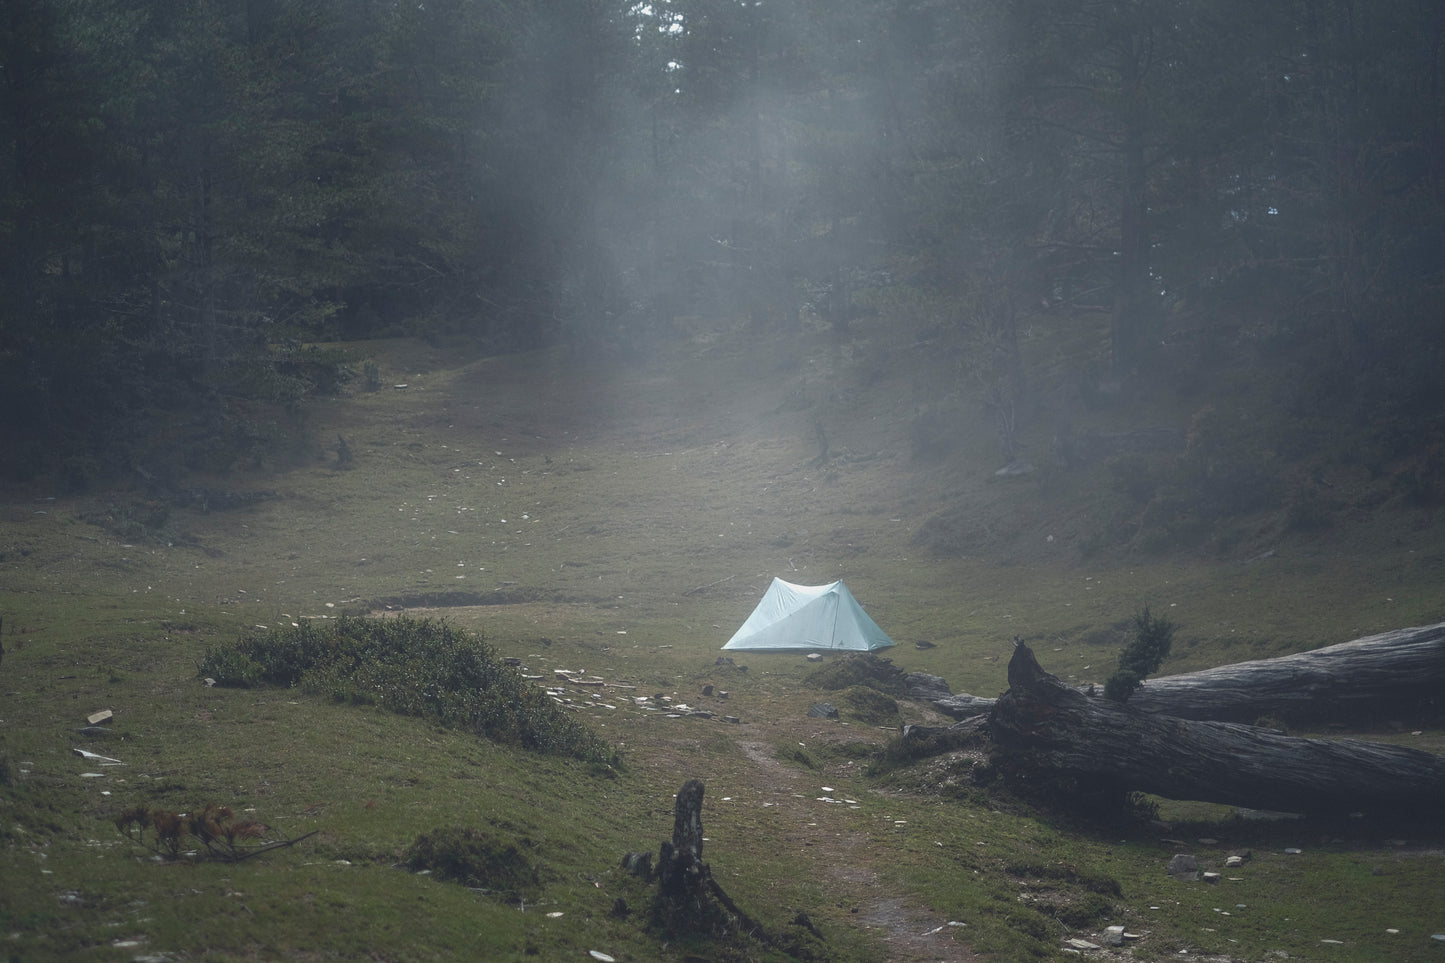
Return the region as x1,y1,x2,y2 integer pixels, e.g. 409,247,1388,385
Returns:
3,323,1443,961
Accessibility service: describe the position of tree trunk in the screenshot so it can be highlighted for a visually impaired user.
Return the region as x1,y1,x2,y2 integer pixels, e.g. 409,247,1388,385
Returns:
1125,621,1445,724
988,642,1445,816
920,621,1445,726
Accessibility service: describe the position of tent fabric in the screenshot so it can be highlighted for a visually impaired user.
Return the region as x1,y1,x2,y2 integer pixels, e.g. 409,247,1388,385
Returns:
722,578,895,653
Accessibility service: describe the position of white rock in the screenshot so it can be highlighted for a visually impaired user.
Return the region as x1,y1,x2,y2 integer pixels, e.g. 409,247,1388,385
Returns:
1103,925,1126,946
1063,937,1100,950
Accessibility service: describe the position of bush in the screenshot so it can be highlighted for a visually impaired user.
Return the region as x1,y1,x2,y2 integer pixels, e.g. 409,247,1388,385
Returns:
199,616,620,766
1103,606,1176,703
404,826,543,900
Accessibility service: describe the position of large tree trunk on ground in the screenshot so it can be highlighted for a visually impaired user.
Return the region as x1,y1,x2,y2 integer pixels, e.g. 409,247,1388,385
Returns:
1125,621,1445,724
917,621,1445,726
987,642,1445,816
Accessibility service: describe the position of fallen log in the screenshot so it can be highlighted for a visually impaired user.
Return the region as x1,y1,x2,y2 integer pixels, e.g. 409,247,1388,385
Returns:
1125,621,1445,724
919,621,1445,726
988,642,1445,816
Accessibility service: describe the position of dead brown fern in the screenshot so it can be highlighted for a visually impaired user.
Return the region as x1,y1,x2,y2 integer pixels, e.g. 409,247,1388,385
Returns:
116,804,315,863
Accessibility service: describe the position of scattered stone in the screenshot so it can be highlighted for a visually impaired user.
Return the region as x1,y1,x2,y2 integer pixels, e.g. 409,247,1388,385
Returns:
1284,848,1303,854
589,952,615,962
1202,872,1221,883
914,640,937,649
904,672,953,701
1226,855,1245,867
1063,937,1100,950
717,690,729,699
1103,925,1126,946
702,684,714,697
87,709,113,726
723,715,741,724
1167,854,1200,880
806,653,823,662
807,702,840,720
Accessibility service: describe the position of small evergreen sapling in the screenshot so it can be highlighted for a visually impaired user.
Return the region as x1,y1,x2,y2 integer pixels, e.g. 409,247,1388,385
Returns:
1104,605,1176,703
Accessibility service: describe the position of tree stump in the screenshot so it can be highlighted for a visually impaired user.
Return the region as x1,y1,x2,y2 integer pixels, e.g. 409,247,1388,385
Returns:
627,779,821,955
657,778,706,898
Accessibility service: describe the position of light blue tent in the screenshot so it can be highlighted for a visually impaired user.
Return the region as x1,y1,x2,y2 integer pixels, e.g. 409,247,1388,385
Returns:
722,578,895,653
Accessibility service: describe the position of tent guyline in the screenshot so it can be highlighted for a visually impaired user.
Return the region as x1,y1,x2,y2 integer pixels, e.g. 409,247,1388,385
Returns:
722,578,895,654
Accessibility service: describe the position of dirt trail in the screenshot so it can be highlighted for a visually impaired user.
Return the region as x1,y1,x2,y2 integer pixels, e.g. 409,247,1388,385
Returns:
735,741,978,962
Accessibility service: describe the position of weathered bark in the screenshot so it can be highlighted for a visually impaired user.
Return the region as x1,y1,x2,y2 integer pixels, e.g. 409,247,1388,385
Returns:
656,778,706,897
920,621,1445,726
989,642,1445,816
1125,621,1445,724
631,780,811,953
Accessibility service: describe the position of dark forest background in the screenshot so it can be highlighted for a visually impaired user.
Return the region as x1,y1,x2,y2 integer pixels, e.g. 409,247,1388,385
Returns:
3,0,1443,495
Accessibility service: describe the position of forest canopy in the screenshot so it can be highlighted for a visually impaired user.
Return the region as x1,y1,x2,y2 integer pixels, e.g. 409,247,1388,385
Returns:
2,0,1442,490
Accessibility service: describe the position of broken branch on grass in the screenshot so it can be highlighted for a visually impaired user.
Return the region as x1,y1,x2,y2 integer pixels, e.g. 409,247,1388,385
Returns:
683,574,739,597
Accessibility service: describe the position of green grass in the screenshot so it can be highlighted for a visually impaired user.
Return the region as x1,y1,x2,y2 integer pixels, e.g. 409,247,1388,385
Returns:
3,324,1443,961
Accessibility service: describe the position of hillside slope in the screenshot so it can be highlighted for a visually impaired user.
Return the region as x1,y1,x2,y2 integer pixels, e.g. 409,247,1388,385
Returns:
2,326,1443,962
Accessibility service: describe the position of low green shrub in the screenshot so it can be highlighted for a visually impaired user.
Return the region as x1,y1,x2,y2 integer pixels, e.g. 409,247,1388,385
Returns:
199,616,620,766
404,825,544,901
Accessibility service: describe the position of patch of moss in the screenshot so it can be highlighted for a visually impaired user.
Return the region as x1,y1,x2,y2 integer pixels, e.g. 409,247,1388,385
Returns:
804,653,909,697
